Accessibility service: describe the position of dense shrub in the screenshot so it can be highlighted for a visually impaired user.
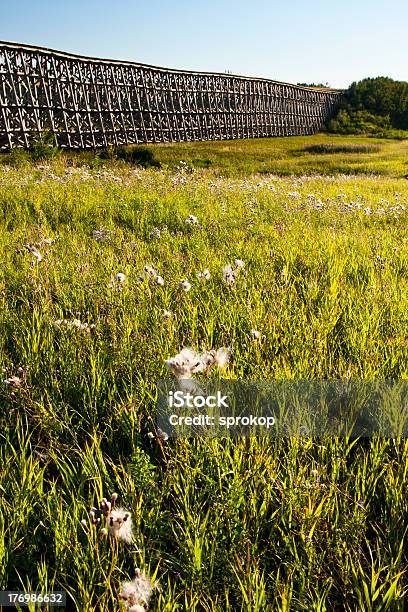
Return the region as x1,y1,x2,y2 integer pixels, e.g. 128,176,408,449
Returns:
29,132,60,161
303,143,381,154
115,145,161,167
329,77,408,138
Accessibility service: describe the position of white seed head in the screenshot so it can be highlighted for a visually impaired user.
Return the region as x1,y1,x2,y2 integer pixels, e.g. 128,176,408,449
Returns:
54,318,93,332
107,508,133,543
179,279,191,292
214,347,230,369
143,264,157,278
166,347,204,379
157,428,169,441
27,245,43,262
115,272,127,283
185,214,199,225
150,227,161,238
197,268,211,280
222,264,237,286
3,375,22,388
166,346,230,378
119,570,154,610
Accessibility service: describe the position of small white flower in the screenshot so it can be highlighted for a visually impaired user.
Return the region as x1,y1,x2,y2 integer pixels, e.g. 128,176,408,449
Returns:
26,245,43,262
163,310,173,319
150,227,161,238
166,346,230,379
222,265,237,286
157,428,169,441
234,258,245,269
107,508,133,543
148,430,168,443
93,228,114,242
185,214,199,225
155,275,164,286
143,264,157,278
3,376,22,388
213,347,230,369
250,329,261,339
197,268,211,280
54,319,95,332
119,569,154,610
179,279,191,292
166,347,204,379
115,272,127,283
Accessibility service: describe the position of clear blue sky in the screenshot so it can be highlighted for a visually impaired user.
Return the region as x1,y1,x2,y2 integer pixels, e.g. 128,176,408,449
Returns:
2,0,407,89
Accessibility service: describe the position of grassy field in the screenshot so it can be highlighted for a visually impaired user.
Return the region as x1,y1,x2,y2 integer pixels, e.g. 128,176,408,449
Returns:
1,136,408,610
4,133,408,178
121,134,408,177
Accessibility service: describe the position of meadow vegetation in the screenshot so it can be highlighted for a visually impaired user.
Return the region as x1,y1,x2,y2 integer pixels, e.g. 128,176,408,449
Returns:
1,136,408,610
3,133,408,178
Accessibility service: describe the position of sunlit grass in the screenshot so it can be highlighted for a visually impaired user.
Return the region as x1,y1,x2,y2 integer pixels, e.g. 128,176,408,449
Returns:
0,151,407,610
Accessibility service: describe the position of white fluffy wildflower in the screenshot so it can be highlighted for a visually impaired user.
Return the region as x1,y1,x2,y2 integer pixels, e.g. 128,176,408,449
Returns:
222,264,237,286
150,227,161,239
147,428,169,441
107,508,133,543
250,329,261,340
166,346,230,379
93,228,114,242
163,310,173,319
26,245,43,262
179,279,191,292
143,264,157,278
213,347,230,369
199,347,231,371
185,214,199,225
140,264,164,287
234,258,245,269
196,268,211,280
3,375,22,388
119,569,154,610
109,272,127,289
166,347,204,379
54,319,95,331
115,272,127,283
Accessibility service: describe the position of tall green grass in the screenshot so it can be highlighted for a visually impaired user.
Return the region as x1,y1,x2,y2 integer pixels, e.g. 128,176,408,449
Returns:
0,153,407,610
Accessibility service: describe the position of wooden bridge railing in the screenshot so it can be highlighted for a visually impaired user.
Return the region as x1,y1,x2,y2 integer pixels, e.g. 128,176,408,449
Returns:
0,41,343,150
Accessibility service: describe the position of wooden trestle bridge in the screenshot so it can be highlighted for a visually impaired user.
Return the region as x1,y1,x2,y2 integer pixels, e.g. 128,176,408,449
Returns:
0,41,343,150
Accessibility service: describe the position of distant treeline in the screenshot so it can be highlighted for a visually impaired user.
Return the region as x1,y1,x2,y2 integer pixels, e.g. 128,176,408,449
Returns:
328,77,408,138
297,82,330,88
